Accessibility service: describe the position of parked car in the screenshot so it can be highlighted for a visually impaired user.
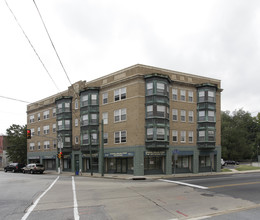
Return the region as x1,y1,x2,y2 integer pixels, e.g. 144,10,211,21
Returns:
225,160,239,165
4,163,25,173
221,158,226,167
22,163,45,174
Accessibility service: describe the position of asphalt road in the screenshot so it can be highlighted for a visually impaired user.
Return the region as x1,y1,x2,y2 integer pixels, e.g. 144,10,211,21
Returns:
1,171,260,220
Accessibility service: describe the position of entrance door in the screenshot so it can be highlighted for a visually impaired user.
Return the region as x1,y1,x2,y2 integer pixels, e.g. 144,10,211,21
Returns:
116,158,127,173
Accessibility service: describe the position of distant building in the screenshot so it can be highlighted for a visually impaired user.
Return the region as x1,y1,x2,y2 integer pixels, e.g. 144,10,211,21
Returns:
26,64,222,175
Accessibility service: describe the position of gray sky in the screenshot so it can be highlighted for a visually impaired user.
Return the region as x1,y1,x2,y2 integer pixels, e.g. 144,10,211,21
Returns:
1,0,260,135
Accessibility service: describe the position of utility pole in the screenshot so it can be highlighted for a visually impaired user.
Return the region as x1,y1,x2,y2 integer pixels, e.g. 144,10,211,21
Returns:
90,132,93,176
101,120,104,176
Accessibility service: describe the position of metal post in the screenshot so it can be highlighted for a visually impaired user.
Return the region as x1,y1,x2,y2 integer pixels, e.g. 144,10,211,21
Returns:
101,120,104,176
90,131,93,176
58,134,63,174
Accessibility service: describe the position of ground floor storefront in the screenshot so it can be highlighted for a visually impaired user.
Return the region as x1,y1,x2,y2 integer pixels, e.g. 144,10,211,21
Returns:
27,145,221,175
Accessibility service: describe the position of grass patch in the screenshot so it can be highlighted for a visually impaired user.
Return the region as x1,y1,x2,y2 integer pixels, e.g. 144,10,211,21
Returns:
221,168,233,172
235,165,260,171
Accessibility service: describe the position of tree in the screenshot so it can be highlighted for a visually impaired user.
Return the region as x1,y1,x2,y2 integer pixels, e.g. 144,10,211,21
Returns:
6,124,27,164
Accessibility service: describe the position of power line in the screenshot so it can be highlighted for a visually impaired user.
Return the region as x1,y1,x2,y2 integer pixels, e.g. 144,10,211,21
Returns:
4,0,60,92
0,95,30,104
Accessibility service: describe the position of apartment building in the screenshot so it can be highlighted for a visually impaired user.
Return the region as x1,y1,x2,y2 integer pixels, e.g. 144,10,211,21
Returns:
27,64,222,175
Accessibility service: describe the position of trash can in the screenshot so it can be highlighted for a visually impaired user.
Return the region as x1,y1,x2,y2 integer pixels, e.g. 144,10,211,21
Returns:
75,171,79,175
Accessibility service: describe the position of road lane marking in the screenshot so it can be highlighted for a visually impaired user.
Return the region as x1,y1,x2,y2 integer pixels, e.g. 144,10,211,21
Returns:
209,181,260,189
72,176,80,220
21,176,59,220
159,179,209,189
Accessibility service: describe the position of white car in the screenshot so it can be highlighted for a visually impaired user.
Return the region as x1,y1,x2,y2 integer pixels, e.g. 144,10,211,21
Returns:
221,158,226,167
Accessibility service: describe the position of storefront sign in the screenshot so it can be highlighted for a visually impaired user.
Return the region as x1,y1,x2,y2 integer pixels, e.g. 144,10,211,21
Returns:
42,155,56,159
82,153,98,158
145,151,166,156
104,152,134,157
28,156,40,159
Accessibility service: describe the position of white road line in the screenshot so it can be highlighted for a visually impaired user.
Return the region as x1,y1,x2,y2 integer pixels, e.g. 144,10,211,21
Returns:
21,176,59,220
159,179,209,190
72,176,80,220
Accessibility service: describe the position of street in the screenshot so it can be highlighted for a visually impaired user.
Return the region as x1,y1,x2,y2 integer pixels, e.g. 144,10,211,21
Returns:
1,171,260,219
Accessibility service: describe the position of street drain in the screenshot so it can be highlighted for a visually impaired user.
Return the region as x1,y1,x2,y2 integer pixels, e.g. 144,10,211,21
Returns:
201,193,214,197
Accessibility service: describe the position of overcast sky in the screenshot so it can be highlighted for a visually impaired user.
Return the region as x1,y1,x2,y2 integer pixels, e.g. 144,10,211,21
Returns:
1,0,260,135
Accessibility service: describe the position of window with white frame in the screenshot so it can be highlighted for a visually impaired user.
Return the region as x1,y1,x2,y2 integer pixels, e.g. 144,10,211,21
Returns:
114,131,126,143
147,82,153,95
188,91,193,102
114,108,126,122
199,91,205,102
104,133,108,144
199,130,205,141
38,142,41,150
157,105,166,117
91,94,98,105
91,133,98,144
208,91,215,102
172,88,178,100
180,90,186,101
75,99,78,109
57,103,62,113
188,111,194,122
102,92,108,104
188,131,193,143
181,131,186,142
58,120,63,130
146,128,153,140
44,141,50,149
30,143,35,151
82,133,89,145
172,130,178,142
114,87,126,101
82,115,88,126
208,111,215,122
172,109,178,121
102,112,108,124
29,115,34,123
38,127,40,135
43,125,49,134
199,111,206,121
38,113,41,121
65,103,70,112
75,119,78,127
156,128,165,140
81,94,88,107
181,110,186,122
90,114,98,124
52,108,56,117
157,82,165,95
43,110,49,119
146,105,153,117
31,128,35,137
52,124,56,133
208,130,215,141
65,120,70,129
65,137,70,144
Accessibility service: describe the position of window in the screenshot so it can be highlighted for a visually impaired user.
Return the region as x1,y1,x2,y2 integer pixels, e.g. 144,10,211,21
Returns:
52,124,56,133
91,94,98,105
75,119,78,127
146,105,153,117
65,103,70,112
30,143,35,151
188,91,193,102
43,110,49,119
58,120,63,130
43,125,49,134
208,111,215,122
146,128,153,140
52,108,56,117
114,87,126,101
199,111,206,121
181,131,186,143
188,111,194,122
172,88,178,100
147,82,153,95
53,140,57,149
208,91,215,102
44,141,50,149
156,128,165,140
181,110,186,122
188,131,193,143
102,93,108,104
157,105,166,117
114,108,126,122
65,120,70,129
31,128,35,137
82,133,89,145
38,127,40,135
199,91,205,102
75,136,79,144
114,131,127,143
57,103,62,113
172,109,178,121
82,115,88,126
75,99,78,109
38,142,41,150
90,114,98,124
91,133,98,144
157,82,165,95
38,113,41,121
199,130,205,141
65,137,70,144
180,90,186,101
81,94,88,107
29,115,34,123
208,130,215,141
104,133,108,144
102,112,108,124
172,130,178,142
